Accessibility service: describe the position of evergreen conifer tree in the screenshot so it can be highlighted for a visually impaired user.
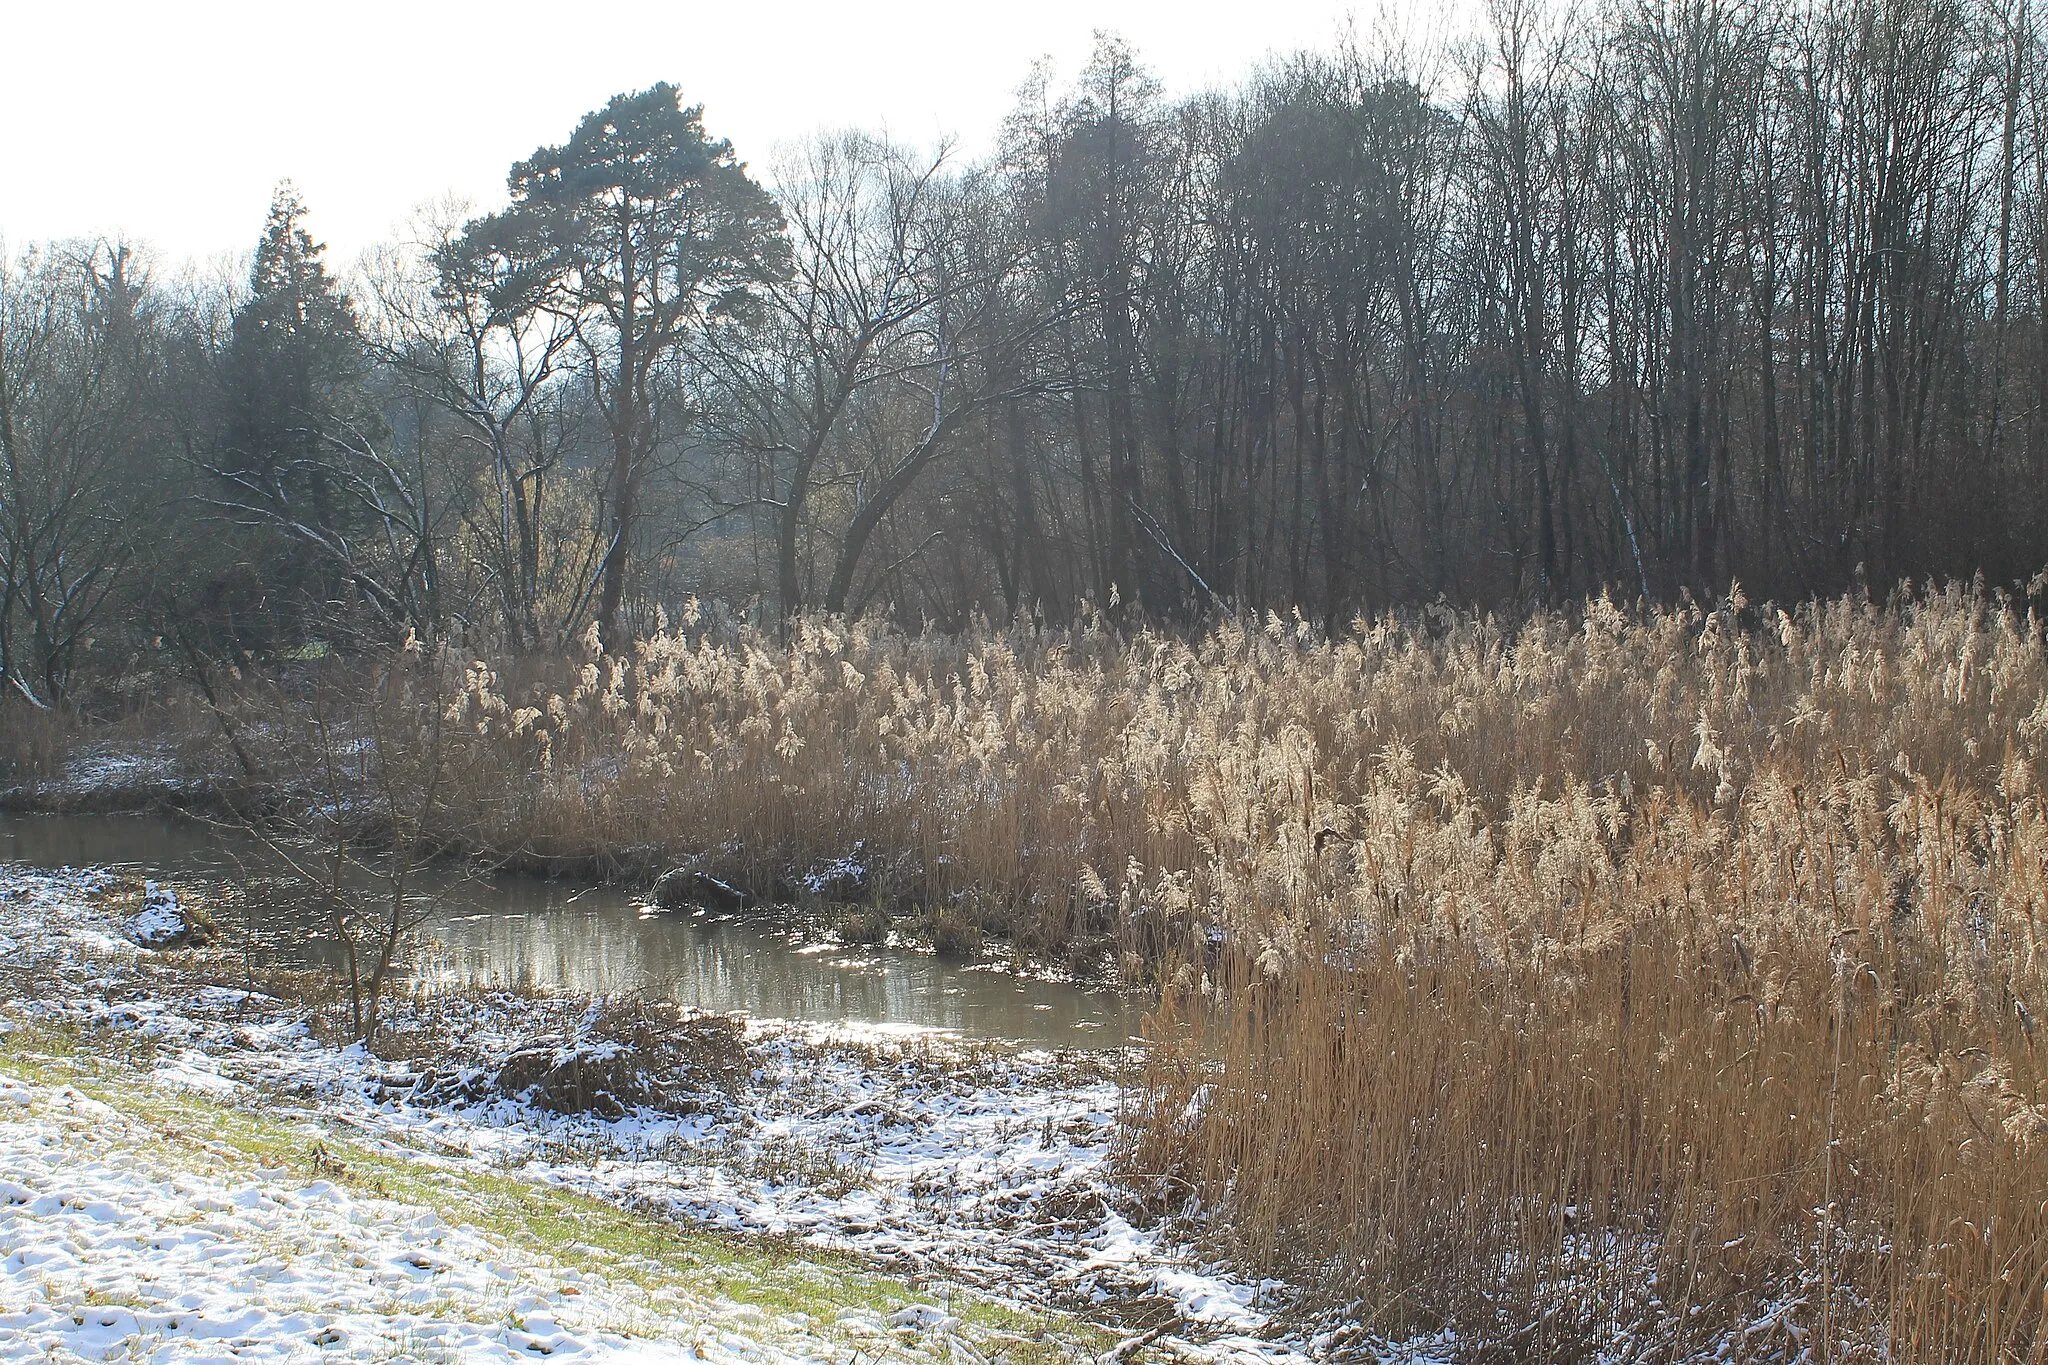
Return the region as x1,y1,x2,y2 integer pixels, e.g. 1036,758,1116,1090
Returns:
217,181,373,636
479,86,785,646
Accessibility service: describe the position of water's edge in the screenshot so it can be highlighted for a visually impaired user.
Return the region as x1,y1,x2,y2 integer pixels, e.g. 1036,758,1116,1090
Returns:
0,811,1142,1049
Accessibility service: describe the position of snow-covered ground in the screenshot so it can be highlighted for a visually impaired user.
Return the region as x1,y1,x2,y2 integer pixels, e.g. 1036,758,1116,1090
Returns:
0,863,1318,1365
0,1068,894,1363
0,744,204,810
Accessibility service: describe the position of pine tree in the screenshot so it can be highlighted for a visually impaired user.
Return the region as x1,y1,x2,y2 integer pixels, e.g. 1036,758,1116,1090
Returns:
217,181,373,633
482,86,786,647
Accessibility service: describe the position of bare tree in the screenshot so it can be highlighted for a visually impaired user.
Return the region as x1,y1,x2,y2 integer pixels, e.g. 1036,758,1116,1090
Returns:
707,133,1060,621
0,242,159,706
230,639,461,1042
366,208,585,649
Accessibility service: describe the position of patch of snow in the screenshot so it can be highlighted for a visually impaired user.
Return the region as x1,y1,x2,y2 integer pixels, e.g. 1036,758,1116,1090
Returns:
0,1065,860,1365
122,880,189,947
799,853,870,899
152,1047,241,1096
0,862,1322,1364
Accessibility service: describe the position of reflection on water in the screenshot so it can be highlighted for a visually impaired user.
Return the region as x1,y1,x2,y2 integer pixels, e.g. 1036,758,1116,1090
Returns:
0,812,1141,1048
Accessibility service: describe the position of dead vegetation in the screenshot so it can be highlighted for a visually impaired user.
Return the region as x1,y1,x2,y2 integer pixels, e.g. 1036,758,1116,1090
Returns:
490,1001,749,1119
396,581,2042,1359
353,992,751,1120
84,874,218,948
1115,584,2048,1360
16,578,2048,1356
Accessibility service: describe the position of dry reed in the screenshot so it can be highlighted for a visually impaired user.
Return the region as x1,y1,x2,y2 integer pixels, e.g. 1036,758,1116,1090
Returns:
139,581,2048,1355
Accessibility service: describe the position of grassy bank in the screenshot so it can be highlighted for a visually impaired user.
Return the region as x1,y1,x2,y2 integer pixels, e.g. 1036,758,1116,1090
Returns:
10,581,2048,1357
0,1016,1099,1363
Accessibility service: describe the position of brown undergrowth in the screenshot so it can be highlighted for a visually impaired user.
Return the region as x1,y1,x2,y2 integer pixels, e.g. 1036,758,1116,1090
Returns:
1114,587,2048,1359
404,582,2048,1355
24,580,2048,1356
1135,902,2044,1359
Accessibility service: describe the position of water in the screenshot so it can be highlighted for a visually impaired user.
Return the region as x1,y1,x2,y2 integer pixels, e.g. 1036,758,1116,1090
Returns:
0,812,1141,1048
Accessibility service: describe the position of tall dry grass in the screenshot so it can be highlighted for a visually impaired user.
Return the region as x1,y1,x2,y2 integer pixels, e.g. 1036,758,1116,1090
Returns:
189,582,2048,1355
1107,587,2048,1360
0,696,69,785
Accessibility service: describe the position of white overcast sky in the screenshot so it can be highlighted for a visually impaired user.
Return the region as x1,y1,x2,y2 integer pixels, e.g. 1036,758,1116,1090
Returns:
0,0,1456,274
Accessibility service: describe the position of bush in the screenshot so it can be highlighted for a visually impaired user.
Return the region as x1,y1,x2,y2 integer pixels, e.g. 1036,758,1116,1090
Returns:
492,1001,748,1119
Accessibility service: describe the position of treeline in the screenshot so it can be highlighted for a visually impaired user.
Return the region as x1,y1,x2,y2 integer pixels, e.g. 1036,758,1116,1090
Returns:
8,0,2048,705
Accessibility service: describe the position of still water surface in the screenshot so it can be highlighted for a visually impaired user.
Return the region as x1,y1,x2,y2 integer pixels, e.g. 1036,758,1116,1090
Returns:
0,813,1139,1048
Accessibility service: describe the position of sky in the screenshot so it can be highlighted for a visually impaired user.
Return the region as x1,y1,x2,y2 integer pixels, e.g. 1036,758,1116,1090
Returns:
0,0,1410,274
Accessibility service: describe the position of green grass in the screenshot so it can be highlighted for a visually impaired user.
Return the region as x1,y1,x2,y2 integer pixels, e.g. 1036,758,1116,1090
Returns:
0,1018,1107,1365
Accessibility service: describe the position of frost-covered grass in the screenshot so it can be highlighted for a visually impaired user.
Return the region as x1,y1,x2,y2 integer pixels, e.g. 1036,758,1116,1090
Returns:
1,1026,1083,1365
0,864,1308,1364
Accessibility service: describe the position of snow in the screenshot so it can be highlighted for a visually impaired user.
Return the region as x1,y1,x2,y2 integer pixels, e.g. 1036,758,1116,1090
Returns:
151,1047,241,1095
0,1069,863,1364
0,862,1317,1365
122,880,188,947
0,743,199,806
797,853,870,899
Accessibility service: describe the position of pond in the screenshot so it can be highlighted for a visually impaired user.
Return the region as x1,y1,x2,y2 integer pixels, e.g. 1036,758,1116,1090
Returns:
0,813,1142,1049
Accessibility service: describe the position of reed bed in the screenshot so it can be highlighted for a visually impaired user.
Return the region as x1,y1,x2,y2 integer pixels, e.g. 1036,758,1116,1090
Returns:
106,582,2048,1356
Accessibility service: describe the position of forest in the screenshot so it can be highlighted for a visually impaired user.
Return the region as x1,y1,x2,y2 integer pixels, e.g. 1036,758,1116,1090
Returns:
11,0,2048,698
5,1,2048,1361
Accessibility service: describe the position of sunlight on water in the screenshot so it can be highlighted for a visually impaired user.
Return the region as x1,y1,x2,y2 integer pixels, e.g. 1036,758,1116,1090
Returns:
0,813,1139,1048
